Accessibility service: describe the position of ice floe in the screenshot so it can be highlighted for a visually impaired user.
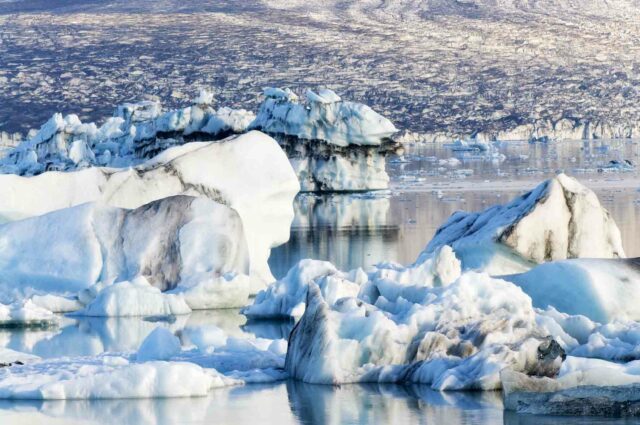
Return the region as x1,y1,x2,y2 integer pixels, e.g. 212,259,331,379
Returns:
502,356,640,416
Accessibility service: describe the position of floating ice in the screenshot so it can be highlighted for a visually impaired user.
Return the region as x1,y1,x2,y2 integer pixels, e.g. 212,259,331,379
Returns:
0,300,58,328
0,355,237,399
0,90,255,174
425,173,625,274
136,327,182,361
250,87,397,147
0,132,300,290
285,271,563,389
0,196,252,311
250,87,400,191
243,259,364,320
502,357,640,416
79,278,193,317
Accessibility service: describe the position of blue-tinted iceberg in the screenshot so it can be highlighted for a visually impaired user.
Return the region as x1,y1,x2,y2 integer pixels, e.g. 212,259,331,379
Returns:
0,90,255,175
250,88,401,191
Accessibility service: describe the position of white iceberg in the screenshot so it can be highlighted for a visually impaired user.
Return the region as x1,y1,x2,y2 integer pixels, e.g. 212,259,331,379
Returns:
0,321,291,400
285,271,563,389
0,300,58,328
250,87,397,147
0,355,236,399
243,259,365,320
0,131,300,290
78,279,193,317
250,87,400,191
245,245,459,320
1,90,255,174
136,327,182,361
425,173,625,274
0,195,252,310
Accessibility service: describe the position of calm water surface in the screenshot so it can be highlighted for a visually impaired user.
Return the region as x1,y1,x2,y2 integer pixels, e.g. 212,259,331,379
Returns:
3,140,640,424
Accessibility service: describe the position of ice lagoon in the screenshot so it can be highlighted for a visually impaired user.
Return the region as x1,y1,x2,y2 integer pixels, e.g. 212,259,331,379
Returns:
0,137,640,423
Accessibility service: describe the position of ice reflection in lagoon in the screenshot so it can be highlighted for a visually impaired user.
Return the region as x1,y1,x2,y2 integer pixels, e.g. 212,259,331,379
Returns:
2,139,640,423
270,140,640,277
1,380,639,424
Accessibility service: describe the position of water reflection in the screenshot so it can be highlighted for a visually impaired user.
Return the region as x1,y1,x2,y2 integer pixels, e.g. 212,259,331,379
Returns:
4,381,636,425
270,140,640,277
0,309,283,359
269,194,399,278
287,381,503,425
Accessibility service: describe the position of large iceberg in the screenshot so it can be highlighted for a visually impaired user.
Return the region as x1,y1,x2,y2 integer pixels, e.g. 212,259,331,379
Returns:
285,271,564,389
0,90,255,175
424,173,625,274
250,88,401,191
0,195,252,311
0,131,300,290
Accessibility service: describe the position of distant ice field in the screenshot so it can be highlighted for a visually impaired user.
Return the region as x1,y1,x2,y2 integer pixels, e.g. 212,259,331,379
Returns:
0,0,639,139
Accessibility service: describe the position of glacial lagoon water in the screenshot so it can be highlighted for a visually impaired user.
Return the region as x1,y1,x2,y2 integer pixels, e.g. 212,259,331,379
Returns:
2,140,640,424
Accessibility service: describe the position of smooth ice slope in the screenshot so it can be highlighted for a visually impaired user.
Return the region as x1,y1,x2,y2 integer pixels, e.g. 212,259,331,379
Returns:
0,196,252,310
0,131,300,289
425,173,624,274
505,258,640,322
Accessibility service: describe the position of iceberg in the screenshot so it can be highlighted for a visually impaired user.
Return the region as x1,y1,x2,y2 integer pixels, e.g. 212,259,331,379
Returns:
250,88,401,191
250,87,397,147
0,300,58,328
502,357,640,416
243,259,365,320
425,173,625,274
0,131,300,290
285,271,565,389
0,355,236,399
0,90,255,174
0,195,253,311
